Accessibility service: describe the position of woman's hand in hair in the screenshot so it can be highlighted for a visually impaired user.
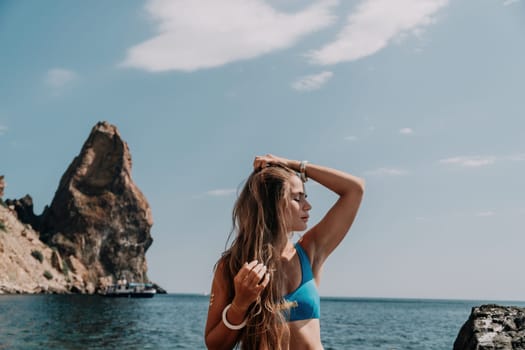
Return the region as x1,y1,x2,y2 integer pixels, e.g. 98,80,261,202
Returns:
253,154,291,170
232,260,270,311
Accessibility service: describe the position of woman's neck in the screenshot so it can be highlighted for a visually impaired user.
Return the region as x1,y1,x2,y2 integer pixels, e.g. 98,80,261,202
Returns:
281,240,296,260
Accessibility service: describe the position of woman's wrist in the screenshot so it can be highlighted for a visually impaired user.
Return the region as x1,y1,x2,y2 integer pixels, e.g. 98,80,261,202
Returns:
285,159,309,181
228,298,250,321
223,303,248,330
230,300,248,315
284,159,301,171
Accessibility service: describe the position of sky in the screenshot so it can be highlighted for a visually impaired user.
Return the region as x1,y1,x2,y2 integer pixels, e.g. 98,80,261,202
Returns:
1,0,524,301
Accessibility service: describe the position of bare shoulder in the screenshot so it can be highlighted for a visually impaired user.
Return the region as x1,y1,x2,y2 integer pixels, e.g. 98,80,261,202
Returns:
297,234,316,266
212,257,229,288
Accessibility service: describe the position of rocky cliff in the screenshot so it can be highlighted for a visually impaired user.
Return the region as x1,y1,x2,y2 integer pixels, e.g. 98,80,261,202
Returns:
454,304,525,349
1,121,155,294
0,203,87,294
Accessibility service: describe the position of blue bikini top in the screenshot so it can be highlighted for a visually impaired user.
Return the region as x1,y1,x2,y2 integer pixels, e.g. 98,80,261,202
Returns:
283,243,320,321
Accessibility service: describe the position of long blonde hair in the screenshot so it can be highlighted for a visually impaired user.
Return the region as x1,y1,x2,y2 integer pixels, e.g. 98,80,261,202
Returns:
221,165,296,349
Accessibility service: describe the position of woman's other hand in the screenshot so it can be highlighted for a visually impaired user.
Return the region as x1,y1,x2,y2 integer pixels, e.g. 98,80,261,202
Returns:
232,260,270,310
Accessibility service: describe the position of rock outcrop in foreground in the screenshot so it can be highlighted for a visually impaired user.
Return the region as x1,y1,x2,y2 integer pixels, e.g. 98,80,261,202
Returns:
1,121,156,294
454,304,525,350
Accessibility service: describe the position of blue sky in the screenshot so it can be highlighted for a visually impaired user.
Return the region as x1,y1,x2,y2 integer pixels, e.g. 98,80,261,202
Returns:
1,0,524,301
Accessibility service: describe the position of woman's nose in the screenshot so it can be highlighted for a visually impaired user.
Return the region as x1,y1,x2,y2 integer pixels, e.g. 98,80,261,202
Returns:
304,200,312,210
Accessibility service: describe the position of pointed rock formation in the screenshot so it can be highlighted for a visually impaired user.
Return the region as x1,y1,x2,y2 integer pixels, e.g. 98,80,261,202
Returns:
40,121,154,291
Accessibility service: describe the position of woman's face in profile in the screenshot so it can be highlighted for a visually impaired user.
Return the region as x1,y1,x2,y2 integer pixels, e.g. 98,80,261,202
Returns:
285,175,311,233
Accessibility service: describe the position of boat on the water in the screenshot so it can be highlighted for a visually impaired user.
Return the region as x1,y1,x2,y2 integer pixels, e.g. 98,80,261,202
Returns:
101,281,156,298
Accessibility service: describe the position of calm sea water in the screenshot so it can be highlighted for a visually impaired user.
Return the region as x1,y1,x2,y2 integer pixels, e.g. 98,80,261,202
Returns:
1,294,524,349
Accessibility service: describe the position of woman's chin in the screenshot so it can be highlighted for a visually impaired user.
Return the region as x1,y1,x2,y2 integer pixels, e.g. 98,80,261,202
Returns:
296,225,308,232
288,224,308,233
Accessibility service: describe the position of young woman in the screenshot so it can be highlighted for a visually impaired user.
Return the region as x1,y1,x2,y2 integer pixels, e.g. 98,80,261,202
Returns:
204,154,365,350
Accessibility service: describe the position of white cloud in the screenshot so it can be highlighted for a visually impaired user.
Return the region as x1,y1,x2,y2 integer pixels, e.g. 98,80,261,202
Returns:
399,127,413,135
364,167,408,176
291,71,333,91
205,188,237,197
506,153,525,161
475,211,495,217
0,125,7,135
308,0,449,65
45,68,77,88
503,0,520,6
439,156,496,167
344,135,358,141
121,0,338,72
440,153,525,167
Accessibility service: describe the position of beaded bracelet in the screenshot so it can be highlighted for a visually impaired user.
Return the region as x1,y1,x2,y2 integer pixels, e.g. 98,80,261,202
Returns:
222,303,248,330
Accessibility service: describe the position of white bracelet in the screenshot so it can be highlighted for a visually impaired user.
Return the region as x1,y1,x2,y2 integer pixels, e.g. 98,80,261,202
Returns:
299,160,308,183
222,303,248,330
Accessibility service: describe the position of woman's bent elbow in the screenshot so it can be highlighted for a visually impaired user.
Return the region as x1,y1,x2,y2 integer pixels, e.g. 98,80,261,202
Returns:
204,335,226,350
354,177,365,196
204,335,216,350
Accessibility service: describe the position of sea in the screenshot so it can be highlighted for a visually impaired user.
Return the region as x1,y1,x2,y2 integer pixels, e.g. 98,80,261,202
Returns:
1,294,524,350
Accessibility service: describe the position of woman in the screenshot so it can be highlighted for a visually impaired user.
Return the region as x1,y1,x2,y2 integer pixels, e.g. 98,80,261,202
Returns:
204,154,365,349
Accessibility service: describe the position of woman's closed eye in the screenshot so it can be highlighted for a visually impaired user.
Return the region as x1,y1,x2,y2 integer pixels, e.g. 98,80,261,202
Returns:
293,194,307,202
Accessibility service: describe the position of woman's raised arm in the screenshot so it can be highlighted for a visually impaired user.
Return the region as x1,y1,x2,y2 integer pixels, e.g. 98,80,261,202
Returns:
253,154,365,276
